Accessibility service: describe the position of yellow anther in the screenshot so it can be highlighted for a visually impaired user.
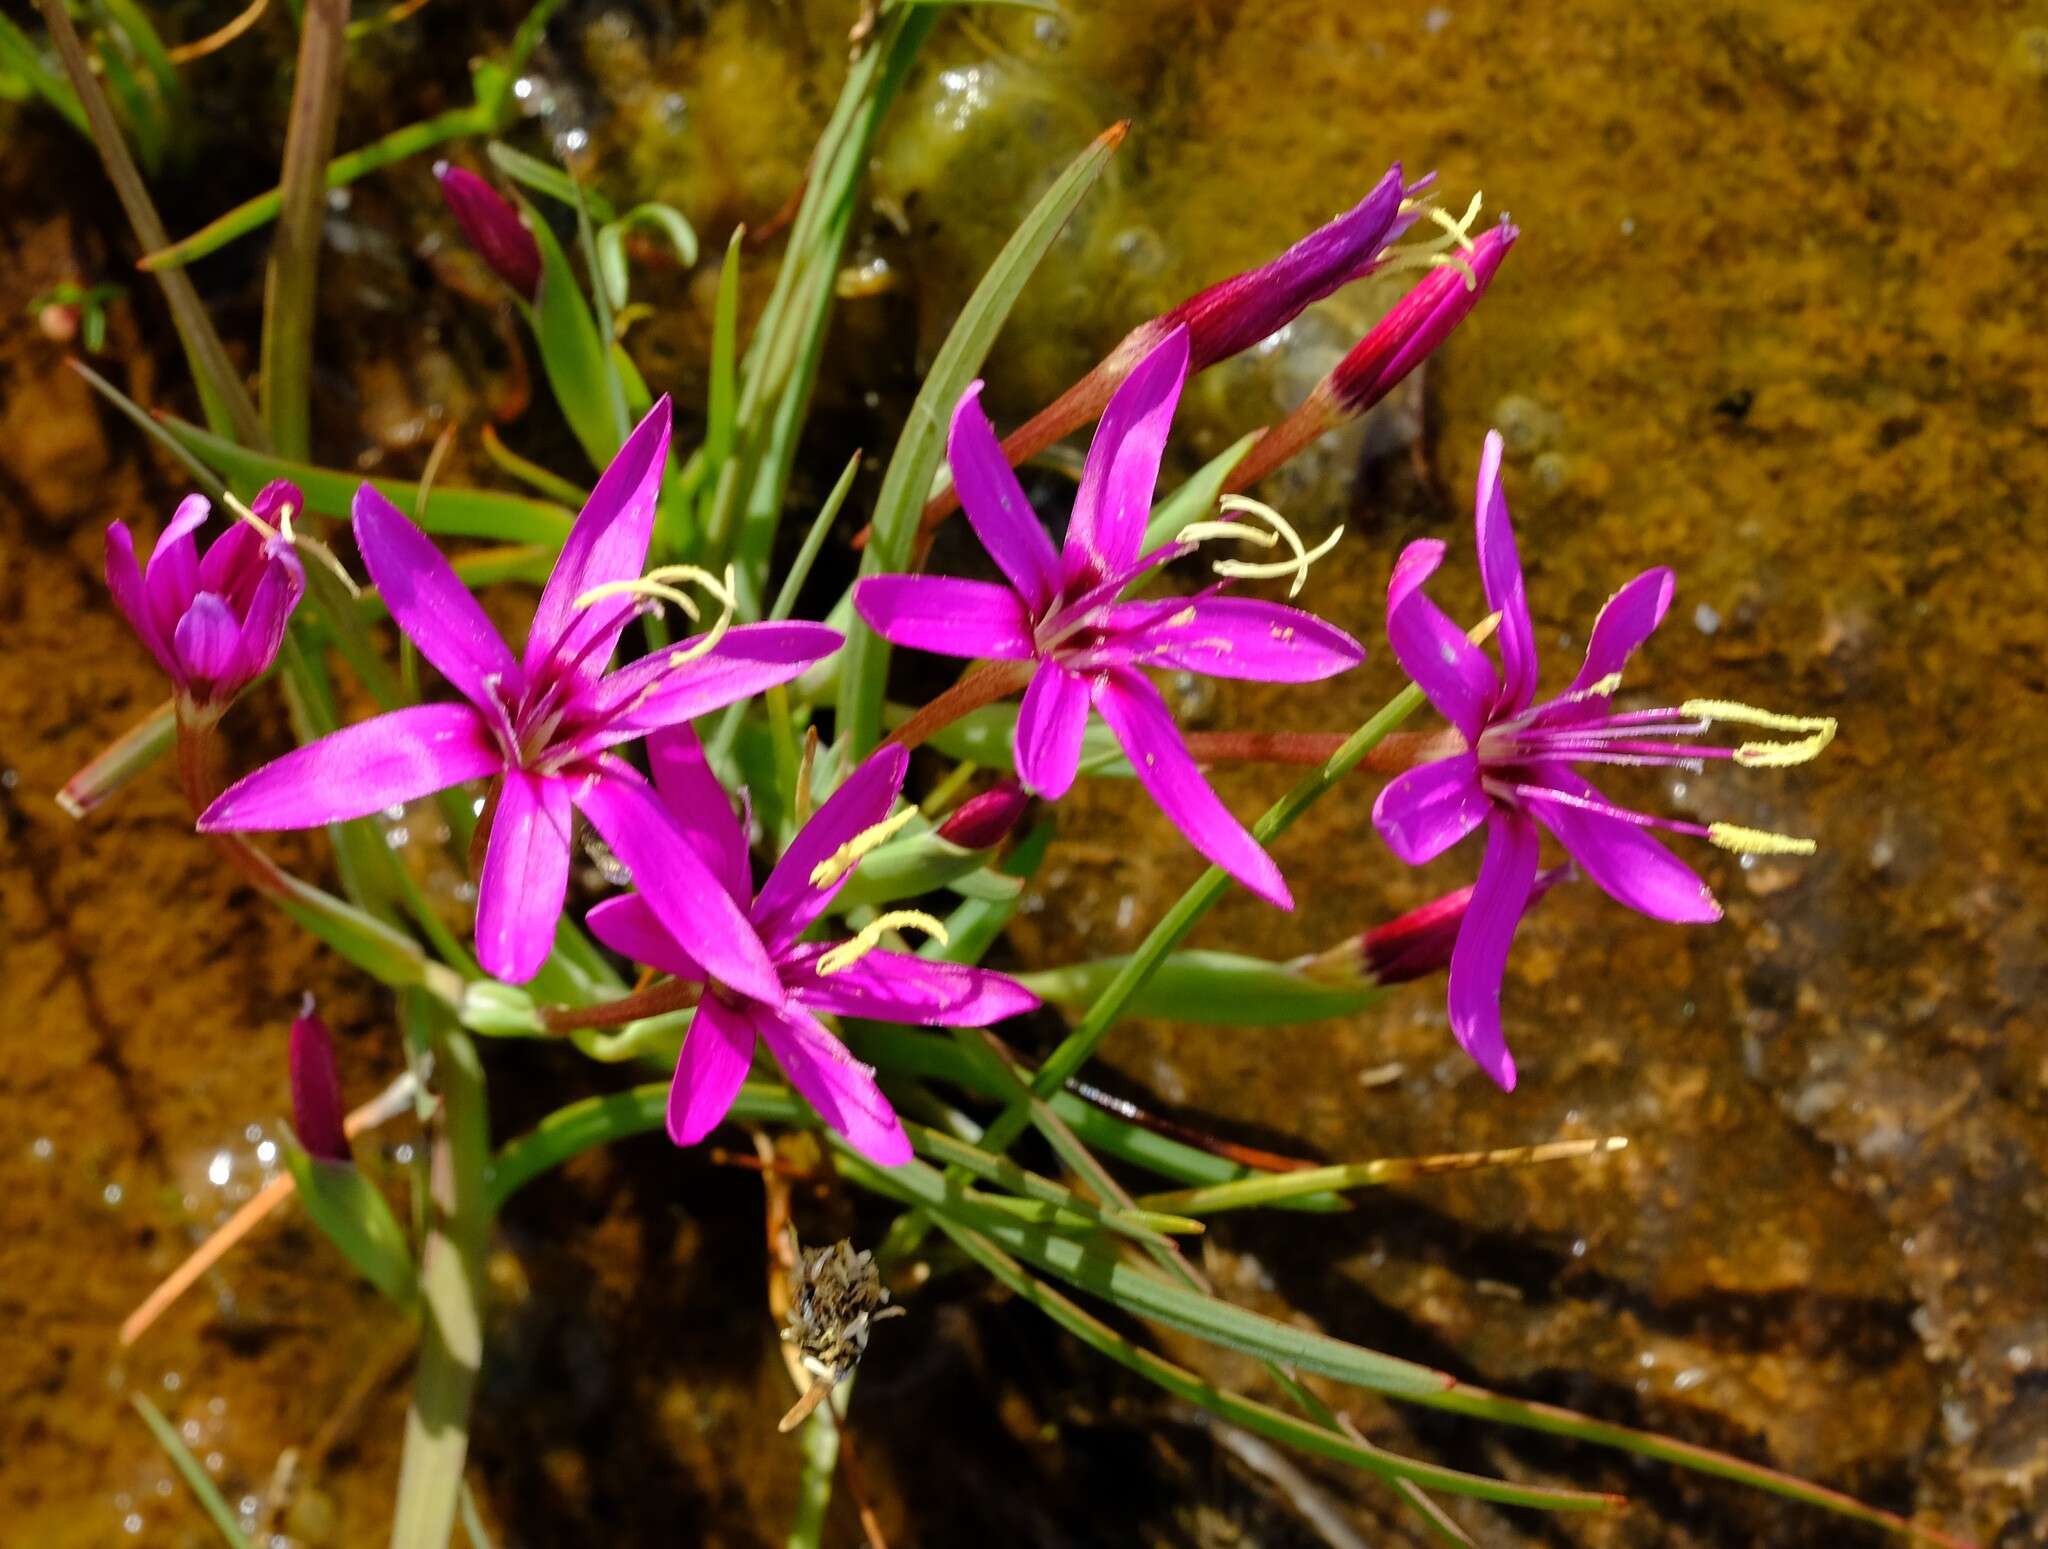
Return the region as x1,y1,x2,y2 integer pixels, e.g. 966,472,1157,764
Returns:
1379,191,1484,281
1707,823,1817,857
808,806,919,889
578,564,741,670
1426,194,1483,254
1682,700,1838,769
1180,495,1342,598
1429,251,1480,292
224,491,358,597
815,910,950,975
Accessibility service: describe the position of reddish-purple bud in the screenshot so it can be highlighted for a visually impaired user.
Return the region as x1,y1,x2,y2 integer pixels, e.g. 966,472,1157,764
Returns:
435,163,541,300
936,780,1030,850
1149,163,1419,373
289,996,351,1164
1307,866,1570,989
1327,219,1517,417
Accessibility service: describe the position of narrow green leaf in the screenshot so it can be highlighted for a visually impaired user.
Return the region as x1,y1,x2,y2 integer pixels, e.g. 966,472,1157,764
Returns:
594,202,700,310
702,227,743,484
485,141,618,221
0,14,88,135
69,360,226,499
479,425,589,505
518,192,622,472
157,416,575,543
1019,950,1383,1026
838,120,1127,757
131,1395,258,1549
57,695,174,818
278,1134,418,1305
1141,428,1262,552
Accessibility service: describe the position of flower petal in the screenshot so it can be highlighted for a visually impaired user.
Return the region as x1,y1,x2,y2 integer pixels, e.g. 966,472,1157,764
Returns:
584,894,708,981
783,946,1041,1026
199,703,503,831
1475,430,1539,714
1446,813,1540,1091
752,745,909,955
949,380,1059,611
587,622,841,744
1386,538,1498,742
172,592,241,690
1566,567,1675,698
754,1000,911,1166
665,994,758,1146
1014,662,1090,800
1371,751,1490,865
229,547,305,687
473,770,574,983
1104,594,1364,682
1521,767,1721,924
523,397,672,679
645,725,751,902
570,761,783,1004
853,574,1037,660
142,494,209,647
1064,326,1188,587
196,521,261,604
1093,667,1291,908
353,484,519,711
106,521,176,674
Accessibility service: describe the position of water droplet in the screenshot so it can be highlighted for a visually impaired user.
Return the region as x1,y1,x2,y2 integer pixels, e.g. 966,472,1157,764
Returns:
1423,6,1453,31
245,1123,264,1144
162,1371,181,1392
393,1143,416,1165
30,1136,52,1161
123,1513,144,1535
102,1183,124,1207
255,1140,277,1166
1692,602,1721,635
207,1151,233,1188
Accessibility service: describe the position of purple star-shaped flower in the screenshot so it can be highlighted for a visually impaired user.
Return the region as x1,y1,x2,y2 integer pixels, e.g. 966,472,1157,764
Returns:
106,480,306,717
856,327,1364,908
200,399,841,989
1372,431,1833,1089
586,729,1039,1166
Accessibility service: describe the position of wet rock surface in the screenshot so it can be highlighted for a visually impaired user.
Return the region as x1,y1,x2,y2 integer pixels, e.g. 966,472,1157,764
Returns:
2,1,2043,1544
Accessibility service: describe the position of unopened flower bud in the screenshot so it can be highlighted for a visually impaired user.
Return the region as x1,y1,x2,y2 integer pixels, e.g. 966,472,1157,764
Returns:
435,163,542,300
935,779,1030,851
1305,866,1570,989
289,996,351,1164
1326,219,1517,417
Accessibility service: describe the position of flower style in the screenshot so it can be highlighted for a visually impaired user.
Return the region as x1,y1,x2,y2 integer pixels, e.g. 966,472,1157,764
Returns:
585,729,1039,1166
857,327,1364,908
200,399,841,987
1372,431,1836,1089
106,480,306,719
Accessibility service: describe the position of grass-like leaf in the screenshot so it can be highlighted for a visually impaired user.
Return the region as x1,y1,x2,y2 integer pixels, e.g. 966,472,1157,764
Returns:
131,1394,257,1548
277,1132,418,1305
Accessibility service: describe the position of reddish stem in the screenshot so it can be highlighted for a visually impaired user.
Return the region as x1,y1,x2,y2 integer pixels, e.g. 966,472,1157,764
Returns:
1182,728,1460,771
540,979,702,1034
885,660,1036,753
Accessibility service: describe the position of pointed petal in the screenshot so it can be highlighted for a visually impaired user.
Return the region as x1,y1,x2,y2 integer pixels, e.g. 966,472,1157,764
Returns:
755,1000,911,1166
1566,567,1675,698
752,745,909,955
570,762,783,1004
666,994,758,1146
1446,813,1540,1091
783,946,1040,1026
229,549,305,687
172,593,241,689
854,574,1037,660
949,380,1059,611
472,771,575,983
353,484,519,710
1475,431,1539,714
524,397,672,678
585,894,708,981
588,622,841,744
1093,668,1291,908
1522,767,1721,923
197,521,261,602
1372,752,1490,865
199,703,503,831
142,494,209,646
1064,326,1188,587
106,522,176,674
1014,663,1090,800
1386,538,1498,741
1105,594,1364,682
645,725,751,901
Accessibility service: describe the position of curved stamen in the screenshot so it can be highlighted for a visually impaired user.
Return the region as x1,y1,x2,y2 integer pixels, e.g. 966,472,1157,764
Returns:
225,489,358,597
1376,191,1485,283
1707,822,1818,856
1178,495,1342,598
815,910,950,975
1680,700,1837,769
808,806,918,890
578,564,742,671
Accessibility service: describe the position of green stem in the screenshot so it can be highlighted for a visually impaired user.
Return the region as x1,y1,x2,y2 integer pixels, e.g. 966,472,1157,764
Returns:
261,0,351,459
33,0,262,442
390,1007,492,1549
785,1377,846,1549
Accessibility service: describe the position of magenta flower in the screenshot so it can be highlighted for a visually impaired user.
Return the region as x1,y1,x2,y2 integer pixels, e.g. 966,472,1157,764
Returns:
1372,432,1835,1089
289,996,350,1164
857,327,1364,908
586,729,1039,1166
106,480,306,718
435,163,542,300
200,400,841,989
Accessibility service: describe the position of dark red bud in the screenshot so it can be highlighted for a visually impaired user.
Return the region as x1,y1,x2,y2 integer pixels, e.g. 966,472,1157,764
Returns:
1329,219,1518,417
936,780,1029,850
289,996,351,1164
1359,864,1570,987
435,163,542,300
